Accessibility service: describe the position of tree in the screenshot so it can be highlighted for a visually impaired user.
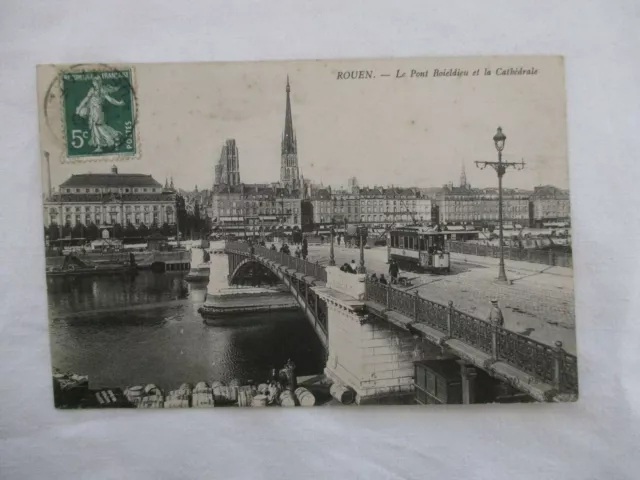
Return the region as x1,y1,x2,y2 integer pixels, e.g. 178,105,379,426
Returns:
124,222,138,238
160,222,171,237
47,223,60,242
61,222,72,238
71,222,85,239
112,223,124,239
137,223,150,238
86,222,99,241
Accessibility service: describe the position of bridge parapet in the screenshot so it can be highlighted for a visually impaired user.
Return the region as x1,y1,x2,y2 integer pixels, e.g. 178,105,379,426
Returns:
364,280,578,400
325,267,366,301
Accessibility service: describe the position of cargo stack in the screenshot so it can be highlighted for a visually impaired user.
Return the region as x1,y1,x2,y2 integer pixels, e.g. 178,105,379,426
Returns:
138,384,164,408
192,382,215,408
164,383,192,408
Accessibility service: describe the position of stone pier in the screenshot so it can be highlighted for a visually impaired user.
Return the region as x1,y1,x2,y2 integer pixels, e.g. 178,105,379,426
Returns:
316,267,430,405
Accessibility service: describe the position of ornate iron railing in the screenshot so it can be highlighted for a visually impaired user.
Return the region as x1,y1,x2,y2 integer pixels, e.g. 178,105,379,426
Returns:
450,309,493,355
447,241,572,268
364,279,578,394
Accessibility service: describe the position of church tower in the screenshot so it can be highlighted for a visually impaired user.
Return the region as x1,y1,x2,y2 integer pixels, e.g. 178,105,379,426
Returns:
280,76,300,190
215,139,241,186
460,162,468,189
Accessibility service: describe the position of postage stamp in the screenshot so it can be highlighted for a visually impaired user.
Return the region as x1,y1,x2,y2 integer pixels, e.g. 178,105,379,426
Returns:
60,68,136,159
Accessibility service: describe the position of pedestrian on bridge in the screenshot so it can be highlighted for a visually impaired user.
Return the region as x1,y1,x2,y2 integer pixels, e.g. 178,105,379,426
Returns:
487,299,504,327
389,260,399,284
379,274,388,285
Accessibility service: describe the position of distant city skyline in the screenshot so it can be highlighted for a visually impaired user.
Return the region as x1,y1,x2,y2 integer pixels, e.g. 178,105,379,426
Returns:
40,57,569,195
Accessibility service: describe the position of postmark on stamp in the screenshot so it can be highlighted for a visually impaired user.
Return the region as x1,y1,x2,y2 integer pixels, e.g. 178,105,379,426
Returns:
60,68,137,160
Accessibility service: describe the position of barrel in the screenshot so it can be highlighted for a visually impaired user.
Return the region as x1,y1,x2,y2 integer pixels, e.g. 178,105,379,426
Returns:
125,385,144,402
294,387,316,407
228,378,242,388
144,384,162,396
210,381,225,389
194,381,209,392
257,383,269,394
192,390,215,408
238,389,254,407
279,390,296,407
330,383,356,405
267,384,281,405
213,384,238,404
251,394,268,407
178,383,192,393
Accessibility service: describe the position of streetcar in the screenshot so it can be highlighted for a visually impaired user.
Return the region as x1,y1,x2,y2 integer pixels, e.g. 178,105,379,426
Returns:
387,226,479,273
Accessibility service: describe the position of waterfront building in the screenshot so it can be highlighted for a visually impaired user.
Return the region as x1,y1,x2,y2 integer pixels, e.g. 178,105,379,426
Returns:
438,184,530,226
309,185,431,227
43,165,176,231
529,185,571,227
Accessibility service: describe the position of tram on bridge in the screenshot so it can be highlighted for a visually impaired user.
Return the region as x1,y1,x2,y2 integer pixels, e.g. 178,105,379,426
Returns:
387,226,479,274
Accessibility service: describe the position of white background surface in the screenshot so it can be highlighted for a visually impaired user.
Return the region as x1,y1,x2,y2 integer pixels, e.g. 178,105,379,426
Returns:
1,1,639,478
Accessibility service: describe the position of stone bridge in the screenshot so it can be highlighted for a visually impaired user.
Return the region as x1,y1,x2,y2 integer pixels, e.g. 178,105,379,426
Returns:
225,241,578,405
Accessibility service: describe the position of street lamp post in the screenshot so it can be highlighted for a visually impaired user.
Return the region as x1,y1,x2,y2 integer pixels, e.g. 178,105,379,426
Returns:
329,223,336,266
475,127,525,284
357,225,366,274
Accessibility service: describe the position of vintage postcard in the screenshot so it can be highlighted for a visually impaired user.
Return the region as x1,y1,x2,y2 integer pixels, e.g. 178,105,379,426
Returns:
37,56,577,408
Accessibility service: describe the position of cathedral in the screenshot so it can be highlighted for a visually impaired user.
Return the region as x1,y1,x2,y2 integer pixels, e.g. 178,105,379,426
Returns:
280,76,301,190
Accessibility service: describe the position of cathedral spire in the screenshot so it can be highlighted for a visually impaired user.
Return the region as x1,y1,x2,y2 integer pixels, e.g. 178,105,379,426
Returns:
282,75,296,155
460,162,467,188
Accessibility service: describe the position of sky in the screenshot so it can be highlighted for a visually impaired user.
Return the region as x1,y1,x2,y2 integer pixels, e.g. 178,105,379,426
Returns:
38,56,569,193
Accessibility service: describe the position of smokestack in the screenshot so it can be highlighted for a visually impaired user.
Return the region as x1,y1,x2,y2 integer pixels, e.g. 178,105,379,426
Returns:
45,151,52,199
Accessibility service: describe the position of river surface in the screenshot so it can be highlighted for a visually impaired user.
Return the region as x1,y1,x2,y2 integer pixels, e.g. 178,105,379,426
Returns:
47,269,326,390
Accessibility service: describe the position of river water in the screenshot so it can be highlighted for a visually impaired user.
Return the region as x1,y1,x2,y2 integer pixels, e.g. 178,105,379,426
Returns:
47,269,326,390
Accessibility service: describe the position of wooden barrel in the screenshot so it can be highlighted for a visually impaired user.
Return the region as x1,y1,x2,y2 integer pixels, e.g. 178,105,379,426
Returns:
192,390,215,408
178,383,192,393
330,383,356,405
144,384,162,396
294,387,316,407
213,385,236,404
257,383,269,394
210,381,225,388
194,381,209,392
238,389,254,407
228,385,238,403
125,385,144,401
251,394,268,407
228,378,242,388
279,390,296,407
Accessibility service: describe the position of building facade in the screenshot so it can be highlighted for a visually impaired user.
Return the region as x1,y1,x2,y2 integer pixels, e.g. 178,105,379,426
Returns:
529,185,571,226
210,183,306,233
438,184,530,226
309,186,432,227
43,165,176,229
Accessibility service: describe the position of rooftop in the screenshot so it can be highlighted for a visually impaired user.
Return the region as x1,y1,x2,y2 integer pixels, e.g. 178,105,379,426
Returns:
60,173,163,188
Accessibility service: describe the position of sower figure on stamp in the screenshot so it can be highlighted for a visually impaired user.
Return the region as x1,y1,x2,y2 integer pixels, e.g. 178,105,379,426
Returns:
75,77,125,153
487,298,504,328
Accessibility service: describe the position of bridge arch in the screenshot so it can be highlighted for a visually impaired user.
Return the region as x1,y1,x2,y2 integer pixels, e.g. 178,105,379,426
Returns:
228,258,280,286
224,247,329,348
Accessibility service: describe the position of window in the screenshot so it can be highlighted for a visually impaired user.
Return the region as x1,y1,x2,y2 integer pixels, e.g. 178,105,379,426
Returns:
143,188,147,192
75,189,80,193
66,189,71,193
85,188,90,193
125,188,130,193
95,189,99,193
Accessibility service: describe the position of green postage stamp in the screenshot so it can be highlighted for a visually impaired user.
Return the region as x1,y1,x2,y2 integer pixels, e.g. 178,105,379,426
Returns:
61,69,136,159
